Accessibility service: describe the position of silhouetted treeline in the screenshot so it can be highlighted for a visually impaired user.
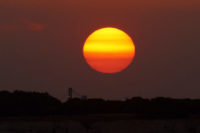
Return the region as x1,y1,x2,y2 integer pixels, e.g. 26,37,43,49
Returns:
0,90,61,116
1,91,200,118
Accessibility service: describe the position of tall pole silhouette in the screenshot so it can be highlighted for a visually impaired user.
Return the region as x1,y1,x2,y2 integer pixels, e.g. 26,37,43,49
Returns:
68,88,72,100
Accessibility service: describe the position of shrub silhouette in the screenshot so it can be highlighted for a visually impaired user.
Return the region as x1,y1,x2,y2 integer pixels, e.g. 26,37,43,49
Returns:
0,90,61,116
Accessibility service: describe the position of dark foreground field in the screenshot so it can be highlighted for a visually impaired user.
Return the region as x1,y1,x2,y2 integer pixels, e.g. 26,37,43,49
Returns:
0,115,200,133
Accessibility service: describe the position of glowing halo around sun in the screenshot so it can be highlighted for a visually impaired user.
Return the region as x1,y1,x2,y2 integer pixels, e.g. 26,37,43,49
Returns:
83,27,135,74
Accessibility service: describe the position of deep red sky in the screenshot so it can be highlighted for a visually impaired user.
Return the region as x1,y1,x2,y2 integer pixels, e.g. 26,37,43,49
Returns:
0,0,200,101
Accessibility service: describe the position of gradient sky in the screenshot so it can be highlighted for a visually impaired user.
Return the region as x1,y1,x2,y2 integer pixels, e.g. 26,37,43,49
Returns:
0,0,200,101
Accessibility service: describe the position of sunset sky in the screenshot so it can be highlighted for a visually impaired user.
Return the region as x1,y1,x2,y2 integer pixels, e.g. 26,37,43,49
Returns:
0,0,200,101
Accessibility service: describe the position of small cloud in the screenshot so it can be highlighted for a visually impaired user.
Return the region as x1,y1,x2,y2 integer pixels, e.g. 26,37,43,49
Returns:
0,18,45,31
18,18,45,31
28,23,45,31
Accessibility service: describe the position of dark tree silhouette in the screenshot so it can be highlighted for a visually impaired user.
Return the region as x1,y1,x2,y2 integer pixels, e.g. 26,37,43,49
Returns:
0,90,61,116
1,90,200,119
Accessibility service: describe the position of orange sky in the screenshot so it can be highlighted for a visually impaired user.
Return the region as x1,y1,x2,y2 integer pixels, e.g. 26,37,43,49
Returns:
0,0,200,101
1,0,200,11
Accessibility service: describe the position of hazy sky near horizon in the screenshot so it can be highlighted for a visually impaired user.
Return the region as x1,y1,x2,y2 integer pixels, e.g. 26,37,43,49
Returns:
0,0,200,101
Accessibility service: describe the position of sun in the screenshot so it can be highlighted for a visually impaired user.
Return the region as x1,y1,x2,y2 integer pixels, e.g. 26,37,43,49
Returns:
83,27,135,74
